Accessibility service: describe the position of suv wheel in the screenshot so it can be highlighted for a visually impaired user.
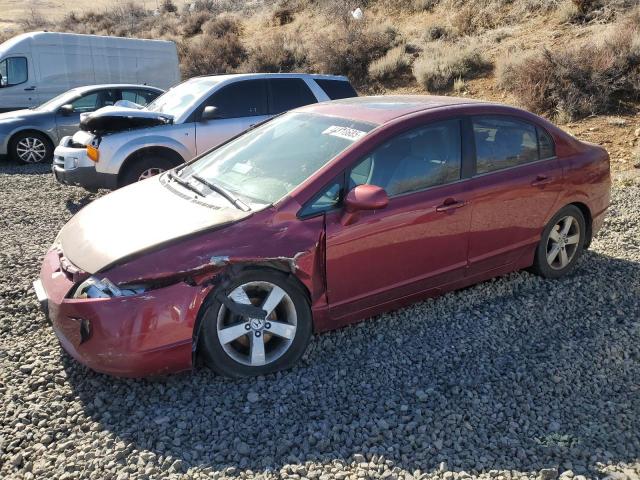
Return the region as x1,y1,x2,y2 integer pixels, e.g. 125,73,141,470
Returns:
120,154,178,187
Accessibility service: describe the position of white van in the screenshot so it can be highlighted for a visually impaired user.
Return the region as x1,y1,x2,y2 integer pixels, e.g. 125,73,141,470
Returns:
0,32,180,112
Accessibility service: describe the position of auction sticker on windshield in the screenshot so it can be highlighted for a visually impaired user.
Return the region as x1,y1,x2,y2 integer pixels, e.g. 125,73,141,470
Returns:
322,125,368,141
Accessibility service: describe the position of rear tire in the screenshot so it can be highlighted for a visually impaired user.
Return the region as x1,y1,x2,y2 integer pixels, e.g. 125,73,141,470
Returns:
119,154,179,187
198,269,312,378
531,205,586,279
10,131,52,164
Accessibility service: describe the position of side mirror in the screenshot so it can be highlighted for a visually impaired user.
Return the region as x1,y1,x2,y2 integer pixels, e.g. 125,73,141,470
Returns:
59,104,74,116
201,105,221,121
342,184,388,225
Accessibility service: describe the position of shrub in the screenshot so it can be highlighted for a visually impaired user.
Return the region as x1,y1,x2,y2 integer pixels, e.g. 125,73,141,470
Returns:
273,7,295,25
182,12,212,37
424,24,454,41
160,0,178,14
202,15,242,38
496,18,640,120
179,33,246,77
413,42,491,92
368,45,410,81
243,32,308,72
308,23,397,85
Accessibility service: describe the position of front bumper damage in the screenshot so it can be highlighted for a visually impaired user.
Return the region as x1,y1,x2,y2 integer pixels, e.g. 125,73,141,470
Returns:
52,140,118,191
36,249,211,377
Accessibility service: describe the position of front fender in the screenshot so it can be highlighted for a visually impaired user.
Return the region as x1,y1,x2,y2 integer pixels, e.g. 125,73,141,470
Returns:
96,127,196,175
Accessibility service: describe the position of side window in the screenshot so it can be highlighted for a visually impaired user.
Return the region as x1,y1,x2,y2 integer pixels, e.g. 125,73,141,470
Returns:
206,80,268,118
472,116,539,174
268,78,317,115
349,119,462,197
314,79,357,100
120,89,156,106
299,181,342,217
0,57,28,86
71,92,100,113
537,127,555,159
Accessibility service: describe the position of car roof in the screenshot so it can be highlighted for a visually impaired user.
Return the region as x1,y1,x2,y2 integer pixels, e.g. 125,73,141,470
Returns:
297,95,492,125
70,84,164,94
188,73,351,82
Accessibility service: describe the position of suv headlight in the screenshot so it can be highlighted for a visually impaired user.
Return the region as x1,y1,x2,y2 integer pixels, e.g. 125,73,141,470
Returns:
73,276,148,299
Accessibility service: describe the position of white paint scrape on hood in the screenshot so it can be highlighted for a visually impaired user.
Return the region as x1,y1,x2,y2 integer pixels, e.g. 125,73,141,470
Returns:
58,176,253,273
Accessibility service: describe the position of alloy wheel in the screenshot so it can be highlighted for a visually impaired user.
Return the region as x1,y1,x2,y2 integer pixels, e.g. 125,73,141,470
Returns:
216,281,298,367
546,215,581,270
16,137,47,163
138,167,165,181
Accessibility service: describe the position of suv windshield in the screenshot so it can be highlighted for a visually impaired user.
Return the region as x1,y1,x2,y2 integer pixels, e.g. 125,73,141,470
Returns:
180,112,375,204
146,78,220,117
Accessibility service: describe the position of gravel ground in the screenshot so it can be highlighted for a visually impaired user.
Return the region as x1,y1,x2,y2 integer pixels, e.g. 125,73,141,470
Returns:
1,163,639,480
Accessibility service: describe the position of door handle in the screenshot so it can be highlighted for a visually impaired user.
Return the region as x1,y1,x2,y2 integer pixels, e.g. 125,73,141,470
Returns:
24,86,36,91
531,175,553,186
436,199,467,212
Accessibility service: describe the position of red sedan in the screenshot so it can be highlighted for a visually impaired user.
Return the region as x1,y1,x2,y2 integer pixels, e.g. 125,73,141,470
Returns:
34,96,611,378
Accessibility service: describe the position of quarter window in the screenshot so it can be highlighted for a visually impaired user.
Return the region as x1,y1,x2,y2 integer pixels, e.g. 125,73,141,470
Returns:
0,57,28,86
349,119,462,196
537,127,555,159
121,89,158,107
472,116,545,174
268,78,317,114
299,181,343,217
205,80,268,118
314,79,357,100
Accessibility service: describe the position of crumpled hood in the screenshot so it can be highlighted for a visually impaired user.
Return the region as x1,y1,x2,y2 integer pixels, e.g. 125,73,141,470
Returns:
58,175,254,274
79,106,173,134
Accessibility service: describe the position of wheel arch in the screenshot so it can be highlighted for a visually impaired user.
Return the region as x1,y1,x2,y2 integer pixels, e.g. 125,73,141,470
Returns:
8,128,55,153
191,263,312,368
569,201,593,249
117,146,184,186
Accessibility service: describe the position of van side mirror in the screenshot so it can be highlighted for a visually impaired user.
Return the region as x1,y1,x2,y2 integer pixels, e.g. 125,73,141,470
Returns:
59,104,74,116
201,105,221,121
341,184,388,225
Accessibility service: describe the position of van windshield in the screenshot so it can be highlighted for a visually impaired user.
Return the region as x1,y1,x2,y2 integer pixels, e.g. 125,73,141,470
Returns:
146,78,221,118
179,112,375,204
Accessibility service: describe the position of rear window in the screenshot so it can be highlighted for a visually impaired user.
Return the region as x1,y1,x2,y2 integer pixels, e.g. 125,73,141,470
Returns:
314,79,357,100
268,78,317,114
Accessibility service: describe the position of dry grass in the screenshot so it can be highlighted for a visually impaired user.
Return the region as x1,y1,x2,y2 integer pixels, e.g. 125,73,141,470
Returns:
241,31,307,72
413,42,492,92
368,45,411,81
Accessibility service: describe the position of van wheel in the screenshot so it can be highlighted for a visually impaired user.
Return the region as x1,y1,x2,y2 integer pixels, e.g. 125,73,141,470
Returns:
198,269,312,378
120,155,177,187
531,205,586,279
10,131,52,164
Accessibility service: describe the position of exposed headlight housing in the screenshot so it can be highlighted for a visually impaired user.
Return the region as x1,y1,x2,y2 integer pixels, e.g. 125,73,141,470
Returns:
73,276,148,299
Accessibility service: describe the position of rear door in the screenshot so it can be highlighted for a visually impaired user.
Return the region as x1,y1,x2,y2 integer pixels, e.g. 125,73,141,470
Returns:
267,78,318,114
194,79,269,154
465,115,562,275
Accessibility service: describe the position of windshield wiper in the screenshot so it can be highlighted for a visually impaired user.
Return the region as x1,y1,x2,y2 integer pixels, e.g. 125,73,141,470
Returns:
168,171,203,197
191,174,250,212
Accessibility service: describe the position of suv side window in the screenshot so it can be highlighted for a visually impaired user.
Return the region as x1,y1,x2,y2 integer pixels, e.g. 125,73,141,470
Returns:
472,116,542,174
314,79,357,100
206,80,268,118
349,119,462,197
0,57,28,86
268,78,317,115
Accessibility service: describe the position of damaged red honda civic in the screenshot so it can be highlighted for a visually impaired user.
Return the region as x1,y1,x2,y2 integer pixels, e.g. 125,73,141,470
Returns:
34,96,610,378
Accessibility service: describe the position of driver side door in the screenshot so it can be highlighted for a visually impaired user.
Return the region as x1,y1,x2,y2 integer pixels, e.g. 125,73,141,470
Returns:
322,119,472,320
55,89,117,138
194,79,270,154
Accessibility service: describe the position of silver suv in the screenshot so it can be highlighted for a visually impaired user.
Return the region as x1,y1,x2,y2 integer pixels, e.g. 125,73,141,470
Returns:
53,73,357,190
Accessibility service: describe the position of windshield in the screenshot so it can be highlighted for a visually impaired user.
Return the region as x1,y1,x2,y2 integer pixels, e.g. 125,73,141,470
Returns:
35,90,81,111
146,78,220,117
180,112,375,204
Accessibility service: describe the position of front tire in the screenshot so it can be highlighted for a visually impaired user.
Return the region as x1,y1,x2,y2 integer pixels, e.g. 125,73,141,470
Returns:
199,269,312,378
10,131,52,164
120,154,177,187
531,205,586,279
